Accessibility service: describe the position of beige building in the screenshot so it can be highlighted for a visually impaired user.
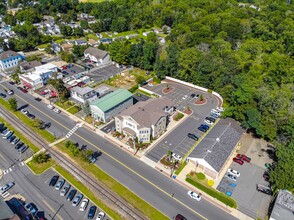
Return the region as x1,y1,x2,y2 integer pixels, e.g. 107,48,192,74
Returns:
115,97,174,143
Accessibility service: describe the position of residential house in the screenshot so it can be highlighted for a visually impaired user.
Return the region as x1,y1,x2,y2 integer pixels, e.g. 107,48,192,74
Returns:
33,63,58,84
96,33,103,38
187,118,245,179
61,43,74,52
87,39,97,46
115,97,174,143
74,39,87,46
95,85,111,97
70,86,98,104
19,73,43,90
0,50,25,70
51,42,62,54
90,89,133,123
99,38,112,44
84,47,111,65
269,190,294,220
19,60,42,72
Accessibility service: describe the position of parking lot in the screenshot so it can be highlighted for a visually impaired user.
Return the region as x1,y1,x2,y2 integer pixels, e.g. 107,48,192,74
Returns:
143,82,220,162
87,64,125,83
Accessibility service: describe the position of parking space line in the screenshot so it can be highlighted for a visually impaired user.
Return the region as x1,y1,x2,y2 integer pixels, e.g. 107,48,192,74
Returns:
0,152,7,162
42,200,63,220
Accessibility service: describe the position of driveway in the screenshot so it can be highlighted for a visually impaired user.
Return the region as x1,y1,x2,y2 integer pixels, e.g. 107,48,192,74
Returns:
144,82,220,162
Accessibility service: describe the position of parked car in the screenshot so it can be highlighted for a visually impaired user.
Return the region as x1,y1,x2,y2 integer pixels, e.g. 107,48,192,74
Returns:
79,198,89,211
15,141,24,149
8,81,15,85
60,183,71,196
198,124,209,132
210,112,219,118
72,193,83,206
233,157,244,165
49,175,59,186
3,131,13,139
24,203,38,215
205,117,216,123
187,190,201,201
27,113,35,119
7,90,14,95
0,93,6,98
225,173,237,181
66,189,77,201
20,88,28,93
182,95,188,100
228,169,240,177
256,184,272,195
211,109,221,115
11,137,19,145
204,119,213,125
175,214,187,220
236,154,251,163
7,135,15,143
53,108,61,114
47,105,54,110
96,211,105,220
172,153,182,161
190,93,196,98
88,206,97,219
217,107,225,112
0,182,15,194
1,128,8,135
187,133,198,141
18,145,28,154
88,151,100,163
21,109,28,115
55,179,65,190
34,97,42,102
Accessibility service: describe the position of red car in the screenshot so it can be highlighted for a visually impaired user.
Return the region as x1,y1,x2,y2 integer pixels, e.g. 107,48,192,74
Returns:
237,154,251,163
20,88,28,93
233,157,244,165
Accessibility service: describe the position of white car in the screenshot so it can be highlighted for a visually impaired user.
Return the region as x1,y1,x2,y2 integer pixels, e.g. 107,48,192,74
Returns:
47,104,54,110
211,109,221,115
7,90,14,95
187,191,201,201
54,108,61,114
217,107,225,112
182,95,188,100
172,153,182,161
21,109,28,115
79,198,89,211
96,211,105,220
148,83,153,87
0,182,15,194
227,169,240,177
225,173,237,181
204,119,213,125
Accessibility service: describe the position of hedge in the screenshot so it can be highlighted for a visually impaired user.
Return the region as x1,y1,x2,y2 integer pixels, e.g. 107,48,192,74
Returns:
186,177,237,208
196,172,206,180
129,84,139,93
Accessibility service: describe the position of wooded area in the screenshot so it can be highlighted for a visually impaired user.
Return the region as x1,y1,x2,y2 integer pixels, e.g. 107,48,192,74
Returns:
1,0,293,192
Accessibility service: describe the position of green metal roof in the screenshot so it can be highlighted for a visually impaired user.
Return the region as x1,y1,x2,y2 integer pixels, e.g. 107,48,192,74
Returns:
91,89,133,112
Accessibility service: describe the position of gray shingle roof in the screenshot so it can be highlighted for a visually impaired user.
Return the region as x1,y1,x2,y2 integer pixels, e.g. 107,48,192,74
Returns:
271,190,294,220
0,50,19,61
118,97,173,128
71,86,94,95
19,60,42,70
189,118,244,172
84,47,108,60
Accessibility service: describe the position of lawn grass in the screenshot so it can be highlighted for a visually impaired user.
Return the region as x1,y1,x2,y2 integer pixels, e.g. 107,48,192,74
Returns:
54,165,122,219
135,89,152,97
0,98,55,143
174,161,187,175
55,100,74,110
79,0,107,2
54,39,65,44
67,106,80,114
55,143,168,220
186,176,237,208
27,158,55,175
86,33,99,41
0,117,40,153
37,43,49,49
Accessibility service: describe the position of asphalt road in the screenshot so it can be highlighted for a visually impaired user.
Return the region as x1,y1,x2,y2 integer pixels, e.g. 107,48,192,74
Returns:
0,81,236,220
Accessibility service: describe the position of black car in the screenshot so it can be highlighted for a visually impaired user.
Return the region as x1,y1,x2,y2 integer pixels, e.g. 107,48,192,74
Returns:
0,93,6,98
88,206,97,219
88,151,100,163
0,127,8,134
190,93,196,98
18,145,28,154
9,81,15,85
34,97,42,102
49,175,59,186
7,135,15,143
205,117,216,123
187,133,199,141
27,113,35,119
66,189,77,201
15,141,24,149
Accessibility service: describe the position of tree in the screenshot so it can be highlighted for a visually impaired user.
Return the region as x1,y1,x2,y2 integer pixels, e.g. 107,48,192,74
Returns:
8,98,17,111
135,75,145,85
31,118,44,129
32,153,49,164
47,79,70,101
82,101,91,116
80,20,89,29
73,27,84,37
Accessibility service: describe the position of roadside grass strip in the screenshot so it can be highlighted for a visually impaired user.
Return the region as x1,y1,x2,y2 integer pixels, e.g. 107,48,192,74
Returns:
27,158,55,175
174,161,187,175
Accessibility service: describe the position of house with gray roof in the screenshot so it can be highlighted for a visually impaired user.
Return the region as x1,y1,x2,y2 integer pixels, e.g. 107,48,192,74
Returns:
115,97,174,143
90,89,133,123
187,118,244,179
270,190,294,220
0,50,25,70
84,47,110,65
19,60,42,72
70,86,97,104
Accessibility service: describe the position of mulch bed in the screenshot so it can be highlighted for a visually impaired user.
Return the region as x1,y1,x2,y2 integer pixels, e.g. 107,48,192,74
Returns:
163,87,174,94
183,109,192,115
194,98,207,105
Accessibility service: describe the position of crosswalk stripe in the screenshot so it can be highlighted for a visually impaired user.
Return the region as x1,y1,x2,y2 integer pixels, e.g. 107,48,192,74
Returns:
2,192,10,198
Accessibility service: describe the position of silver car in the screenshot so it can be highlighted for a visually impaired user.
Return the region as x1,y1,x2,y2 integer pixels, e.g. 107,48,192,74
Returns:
55,179,65,190
60,183,71,196
72,193,83,206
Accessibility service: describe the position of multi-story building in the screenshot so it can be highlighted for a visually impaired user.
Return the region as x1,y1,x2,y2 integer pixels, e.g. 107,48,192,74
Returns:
70,86,98,104
0,50,25,70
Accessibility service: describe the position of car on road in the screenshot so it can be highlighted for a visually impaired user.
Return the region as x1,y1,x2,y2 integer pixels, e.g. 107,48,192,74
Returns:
0,93,6,98
0,182,15,194
175,214,187,220
55,179,65,190
34,97,42,102
182,95,188,100
18,145,28,154
21,109,28,115
205,117,216,123
27,113,35,119
198,124,209,132
88,206,97,219
47,104,54,110
7,90,14,95
225,173,237,181
96,211,105,220
49,175,59,186
88,151,100,163
227,169,240,177
236,154,251,163
79,198,89,211
72,193,83,206
187,133,199,141
54,108,61,114
67,189,77,201
24,203,38,215
172,153,182,161
233,157,244,165
60,183,71,196
11,137,19,145
8,81,15,85
187,190,201,201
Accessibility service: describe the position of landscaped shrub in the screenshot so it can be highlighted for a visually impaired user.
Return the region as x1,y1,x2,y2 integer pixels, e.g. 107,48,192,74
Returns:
129,84,139,93
196,172,206,180
186,177,237,208
174,112,184,121
207,179,214,187
153,77,161,84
